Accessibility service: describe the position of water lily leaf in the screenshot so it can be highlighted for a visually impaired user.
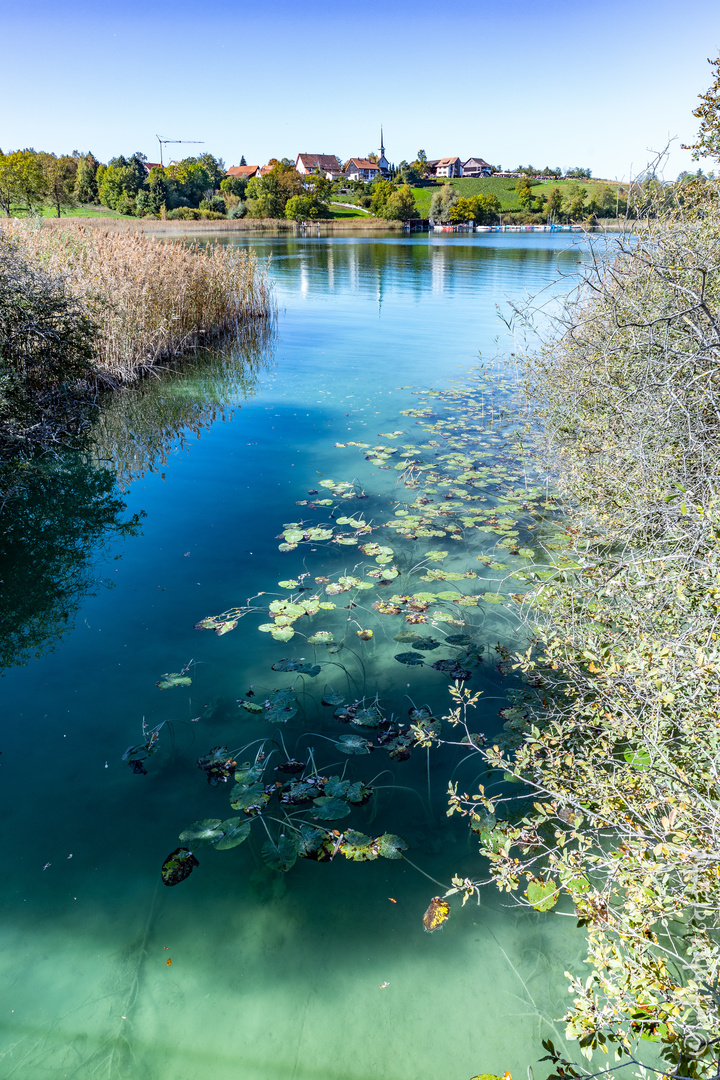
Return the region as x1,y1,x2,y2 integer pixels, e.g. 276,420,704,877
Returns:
262,688,299,723
270,626,295,642
481,592,504,604
282,528,304,544
278,542,298,552
308,631,335,645
196,746,237,786
356,629,373,641
271,659,321,676
526,878,559,912
156,672,192,689
346,780,373,804
277,579,299,589
230,785,270,815
350,706,383,728
213,818,252,850
161,847,199,887
445,634,474,646
394,651,425,666
432,659,472,680
179,819,224,843
311,796,352,820
257,622,277,633
322,684,345,706
517,548,535,559
297,825,328,858
323,776,350,798
215,619,238,636
306,527,334,541
376,833,408,859
394,631,421,642
423,896,450,931
424,550,449,561
337,734,372,755
339,830,377,861
240,699,263,714
262,834,298,872
411,637,441,651
269,600,306,618
409,707,434,722
337,537,359,545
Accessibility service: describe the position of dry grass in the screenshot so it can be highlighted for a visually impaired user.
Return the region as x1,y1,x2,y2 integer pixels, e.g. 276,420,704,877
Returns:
1,219,274,384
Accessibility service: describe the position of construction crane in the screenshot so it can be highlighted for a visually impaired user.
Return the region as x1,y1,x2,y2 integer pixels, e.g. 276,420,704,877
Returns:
155,136,205,168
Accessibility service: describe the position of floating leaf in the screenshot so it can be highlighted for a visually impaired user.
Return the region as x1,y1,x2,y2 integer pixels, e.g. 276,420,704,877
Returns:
196,746,237,786
423,896,450,931
337,734,372,755
350,706,383,728
179,819,224,843
339,830,377,861
262,834,298,873
394,651,425,666
411,637,441,651
213,818,252,850
424,550,449,561
312,796,352,820
270,626,295,642
156,672,192,689
271,659,321,676
394,631,421,643
240,699,263,714
278,542,298,552
229,783,269,814
161,847,199,886
526,878,559,912
277,579,299,589
481,592,504,604
307,630,335,645
376,833,408,859
297,825,328,859
261,688,299,723
321,684,345,707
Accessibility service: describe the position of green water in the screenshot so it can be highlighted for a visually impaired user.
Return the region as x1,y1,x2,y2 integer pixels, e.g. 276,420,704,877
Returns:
0,233,587,1080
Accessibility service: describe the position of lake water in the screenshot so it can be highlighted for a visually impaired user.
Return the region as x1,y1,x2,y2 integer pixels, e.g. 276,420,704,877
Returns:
0,232,588,1080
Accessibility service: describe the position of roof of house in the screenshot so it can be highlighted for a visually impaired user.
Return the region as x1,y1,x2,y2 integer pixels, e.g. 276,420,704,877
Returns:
297,153,341,172
463,157,491,168
436,156,461,167
226,165,260,178
344,158,381,171
143,162,163,172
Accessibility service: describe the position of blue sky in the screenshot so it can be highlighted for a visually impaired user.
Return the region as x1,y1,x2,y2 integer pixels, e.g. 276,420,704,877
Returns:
3,0,719,180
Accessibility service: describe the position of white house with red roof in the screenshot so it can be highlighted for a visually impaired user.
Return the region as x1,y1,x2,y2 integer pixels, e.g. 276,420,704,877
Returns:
343,158,381,182
295,154,343,180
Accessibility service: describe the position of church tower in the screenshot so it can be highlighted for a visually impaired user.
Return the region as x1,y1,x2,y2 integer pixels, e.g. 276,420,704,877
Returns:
377,127,390,177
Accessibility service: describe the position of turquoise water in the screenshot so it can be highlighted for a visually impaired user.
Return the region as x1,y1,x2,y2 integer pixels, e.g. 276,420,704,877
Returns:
0,233,587,1080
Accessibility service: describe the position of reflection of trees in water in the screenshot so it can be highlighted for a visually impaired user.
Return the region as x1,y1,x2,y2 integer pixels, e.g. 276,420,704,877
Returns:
88,319,276,485
0,456,143,671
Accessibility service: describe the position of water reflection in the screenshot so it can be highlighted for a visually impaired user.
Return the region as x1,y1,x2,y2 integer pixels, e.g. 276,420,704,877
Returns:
88,319,276,484
0,456,142,671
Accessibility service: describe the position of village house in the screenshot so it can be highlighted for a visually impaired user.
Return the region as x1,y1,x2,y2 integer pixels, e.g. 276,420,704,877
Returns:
343,158,381,182
295,154,344,180
227,165,261,179
462,157,492,178
431,156,463,178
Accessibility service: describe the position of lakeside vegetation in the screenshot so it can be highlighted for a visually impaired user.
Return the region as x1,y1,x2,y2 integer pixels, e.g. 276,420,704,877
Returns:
0,220,273,449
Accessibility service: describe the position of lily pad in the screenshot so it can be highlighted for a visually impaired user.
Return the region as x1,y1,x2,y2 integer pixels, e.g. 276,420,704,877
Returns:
311,796,352,821
262,834,298,873
271,659,322,676
307,631,335,645
213,817,252,850
376,833,408,859
270,626,295,642
240,699,263,714
297,825,328,859
338,830,377,861
337,734,372,755
394,651,425,666
261,688,299,723
161,847,199,887
321,684,345,707
179,818,224,843
156,672,192,689
277,579,299,589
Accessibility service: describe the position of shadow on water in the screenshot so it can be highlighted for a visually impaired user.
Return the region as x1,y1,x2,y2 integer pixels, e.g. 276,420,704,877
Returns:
0,456,142,672
0,322,275,672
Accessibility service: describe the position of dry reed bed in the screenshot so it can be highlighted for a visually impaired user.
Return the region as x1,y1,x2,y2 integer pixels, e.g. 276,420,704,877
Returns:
2,220,274,384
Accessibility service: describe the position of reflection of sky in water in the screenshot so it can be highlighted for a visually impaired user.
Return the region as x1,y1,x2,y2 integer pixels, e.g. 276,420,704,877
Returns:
0,234,587,1080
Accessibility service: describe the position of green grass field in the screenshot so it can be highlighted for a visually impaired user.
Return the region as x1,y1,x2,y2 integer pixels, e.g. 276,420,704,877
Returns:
327,203,372,219
409,176,622,216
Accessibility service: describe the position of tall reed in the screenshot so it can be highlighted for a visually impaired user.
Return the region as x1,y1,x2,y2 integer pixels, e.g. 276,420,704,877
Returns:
2,220,274,384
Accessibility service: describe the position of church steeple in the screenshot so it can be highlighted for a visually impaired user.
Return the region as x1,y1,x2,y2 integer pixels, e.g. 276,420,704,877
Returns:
378,127,389,177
